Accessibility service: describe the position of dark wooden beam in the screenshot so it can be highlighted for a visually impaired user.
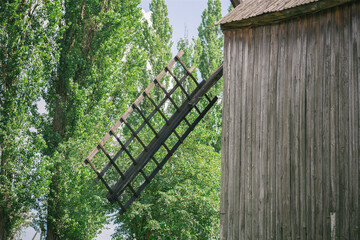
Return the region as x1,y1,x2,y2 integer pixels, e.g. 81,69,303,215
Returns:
230,0,240,8
106,65,223,202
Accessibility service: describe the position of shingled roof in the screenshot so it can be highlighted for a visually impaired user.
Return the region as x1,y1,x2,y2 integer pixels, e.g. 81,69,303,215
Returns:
218,0,354,29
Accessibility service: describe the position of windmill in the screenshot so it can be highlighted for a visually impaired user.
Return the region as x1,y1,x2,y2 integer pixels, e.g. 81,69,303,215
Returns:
83,0,360,237
82,50,223,214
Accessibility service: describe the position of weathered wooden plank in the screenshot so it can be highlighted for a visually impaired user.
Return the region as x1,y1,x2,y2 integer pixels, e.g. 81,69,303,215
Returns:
306,14,316,239
338,5,350,239
357,3,360,238
289,17,300,240
349,3,360,239
298,15,307,239
256,26,264,240
356,3,360,238
275,21,285,239
244,27,254,240
239,28,249,240
227,30,236,240
267,23,279,240
233,29,242,240
357,4,360,237
329,6,340,239
228,31,236,240
228,30,238,239
250,25,261,240
314,11,325,239
259,25,270,240
293,15,306,239
283,19,292,240
220,30,231,240
322,9,333,239
300,16,309,239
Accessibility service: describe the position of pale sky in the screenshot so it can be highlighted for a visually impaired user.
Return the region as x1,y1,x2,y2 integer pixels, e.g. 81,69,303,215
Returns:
23,1,231,239
141,0,231,55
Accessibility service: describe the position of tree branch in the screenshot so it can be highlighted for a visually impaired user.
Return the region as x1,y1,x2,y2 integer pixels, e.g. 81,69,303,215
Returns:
81,0,87,20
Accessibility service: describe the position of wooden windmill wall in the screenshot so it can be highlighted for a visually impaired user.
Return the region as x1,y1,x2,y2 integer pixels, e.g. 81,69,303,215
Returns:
219,0,359,239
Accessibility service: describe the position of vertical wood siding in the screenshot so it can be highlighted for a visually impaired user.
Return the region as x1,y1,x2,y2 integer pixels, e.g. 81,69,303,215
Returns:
220,2,360,239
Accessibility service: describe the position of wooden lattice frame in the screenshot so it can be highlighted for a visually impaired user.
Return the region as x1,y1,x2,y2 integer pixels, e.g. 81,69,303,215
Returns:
83,50,223,214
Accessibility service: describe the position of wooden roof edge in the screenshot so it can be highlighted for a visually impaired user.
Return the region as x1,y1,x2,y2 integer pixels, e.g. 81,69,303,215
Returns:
219,0,355,30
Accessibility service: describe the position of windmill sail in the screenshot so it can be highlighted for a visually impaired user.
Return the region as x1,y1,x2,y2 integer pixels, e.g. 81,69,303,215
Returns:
83,50,223,215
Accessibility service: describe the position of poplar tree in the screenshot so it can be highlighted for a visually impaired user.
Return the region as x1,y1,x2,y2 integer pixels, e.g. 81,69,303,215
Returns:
40,1,147,239
197,0,223,81
195,0,224,152
113,1,223,239
0,1,62,239
146,0,173,76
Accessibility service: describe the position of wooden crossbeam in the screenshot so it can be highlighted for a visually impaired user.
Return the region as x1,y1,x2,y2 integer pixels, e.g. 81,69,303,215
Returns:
107,79,208,202
83,50,184,167
118,96,218,214
94,66,195,183
82,50,223,215
107,65,223,205
189,63,223,106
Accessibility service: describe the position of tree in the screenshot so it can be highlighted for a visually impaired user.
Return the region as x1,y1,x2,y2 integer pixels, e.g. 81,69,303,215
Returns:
0,0,62,239
197,0,223,81
114,143,221,240
39,1,148,239
145,0,173,77
112,0,224,239
195,0,224,152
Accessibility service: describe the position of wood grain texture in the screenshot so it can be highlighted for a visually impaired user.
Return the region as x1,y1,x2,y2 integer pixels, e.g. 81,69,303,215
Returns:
220,30,231,240
220,2,360,239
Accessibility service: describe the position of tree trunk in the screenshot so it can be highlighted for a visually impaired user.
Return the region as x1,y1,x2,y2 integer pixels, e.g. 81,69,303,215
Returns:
0,146,11,240
45,174,61,240
0,213,8,240
145,230,151,240
46,225,59,240
45,69,67,240
0,151,6,240
0,192,11,240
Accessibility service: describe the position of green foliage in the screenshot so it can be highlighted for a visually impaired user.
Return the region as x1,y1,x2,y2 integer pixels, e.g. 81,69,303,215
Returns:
195,0,224,152
143,0,173,82
174,38,200,78
114,142,221,240
39,0,150,239
0,0,62,238
112,1,224,239
1,0,225,239
196,0,223,81
173,0,224,154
